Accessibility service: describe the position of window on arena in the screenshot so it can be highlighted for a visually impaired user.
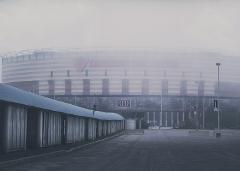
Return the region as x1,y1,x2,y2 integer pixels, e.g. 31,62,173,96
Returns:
85,69,88,77
198,81,205,96
102,79,109,95
104,69,108,76
122,79,129,95
65,79,72,95
142,79,149,95
124,69,127,76
50,71,53,78
180,80,187,95
67,70,70,77
162,79,168,95
48,80,55,95
83,79,90,95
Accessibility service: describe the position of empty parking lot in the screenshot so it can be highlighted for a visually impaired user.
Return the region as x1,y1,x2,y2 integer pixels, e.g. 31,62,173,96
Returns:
2,129,240,171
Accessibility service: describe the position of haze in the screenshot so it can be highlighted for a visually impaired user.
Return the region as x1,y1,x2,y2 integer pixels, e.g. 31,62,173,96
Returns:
0,0,240,56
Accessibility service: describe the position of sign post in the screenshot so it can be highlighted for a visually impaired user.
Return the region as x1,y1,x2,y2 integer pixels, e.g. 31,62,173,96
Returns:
93,104,97,116
214,99,218,112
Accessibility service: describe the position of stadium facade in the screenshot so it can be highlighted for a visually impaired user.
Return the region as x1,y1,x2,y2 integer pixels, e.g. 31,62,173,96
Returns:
2,49,240,129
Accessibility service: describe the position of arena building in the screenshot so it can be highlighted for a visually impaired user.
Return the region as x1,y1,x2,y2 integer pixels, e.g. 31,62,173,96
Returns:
2,49,240,129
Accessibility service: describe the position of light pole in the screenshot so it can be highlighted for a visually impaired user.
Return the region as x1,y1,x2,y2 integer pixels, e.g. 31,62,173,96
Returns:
194,81,200,130
202,98,205,129
196,80,205,129
159,95,163,129
216,63,221,136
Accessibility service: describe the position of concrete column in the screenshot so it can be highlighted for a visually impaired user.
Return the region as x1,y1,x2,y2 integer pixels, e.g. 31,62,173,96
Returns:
177,112,179,127
160,111,163,127
202,99,205,129
139,119,142,129
165,112,168,127
182,112,185,122
147,112,149,124
153,112,155,127
171,112,174,127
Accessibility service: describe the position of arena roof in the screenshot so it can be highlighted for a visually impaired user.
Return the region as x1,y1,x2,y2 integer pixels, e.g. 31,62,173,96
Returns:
0,84,124,121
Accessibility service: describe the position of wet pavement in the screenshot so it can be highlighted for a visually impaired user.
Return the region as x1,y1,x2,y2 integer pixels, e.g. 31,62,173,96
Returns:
2,129,240,171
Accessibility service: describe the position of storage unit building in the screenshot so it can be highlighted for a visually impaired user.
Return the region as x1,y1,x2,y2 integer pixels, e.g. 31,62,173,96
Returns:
0,84,124,153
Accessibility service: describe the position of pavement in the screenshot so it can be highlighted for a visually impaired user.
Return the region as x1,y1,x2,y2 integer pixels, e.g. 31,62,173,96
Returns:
2,129,240,171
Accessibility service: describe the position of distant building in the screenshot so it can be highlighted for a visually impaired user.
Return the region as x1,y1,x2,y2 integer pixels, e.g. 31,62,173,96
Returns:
3,49,240,128
2,49,240,97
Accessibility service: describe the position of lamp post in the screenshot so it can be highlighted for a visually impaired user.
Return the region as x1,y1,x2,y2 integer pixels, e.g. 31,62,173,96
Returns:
194,81,200,130
202,98,205,129
196,80,205,129
216,63,221,137
93,78,97,116
159,95,163,129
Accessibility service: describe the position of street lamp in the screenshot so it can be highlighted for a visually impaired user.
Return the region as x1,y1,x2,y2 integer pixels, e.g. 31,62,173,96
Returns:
159,94,163,129
195,80,205,129
216,62,221,137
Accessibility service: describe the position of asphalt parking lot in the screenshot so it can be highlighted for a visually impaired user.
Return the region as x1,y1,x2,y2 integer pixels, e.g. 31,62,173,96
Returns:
2,129,240,171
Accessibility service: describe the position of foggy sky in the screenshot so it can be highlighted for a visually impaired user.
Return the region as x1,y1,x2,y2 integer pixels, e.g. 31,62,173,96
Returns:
0,0,240,56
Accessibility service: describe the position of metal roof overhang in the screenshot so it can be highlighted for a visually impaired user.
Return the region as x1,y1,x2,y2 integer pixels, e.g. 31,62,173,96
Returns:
0,84,124,121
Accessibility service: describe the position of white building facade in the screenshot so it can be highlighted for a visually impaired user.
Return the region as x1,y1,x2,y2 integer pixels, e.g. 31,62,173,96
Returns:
2,50,240,98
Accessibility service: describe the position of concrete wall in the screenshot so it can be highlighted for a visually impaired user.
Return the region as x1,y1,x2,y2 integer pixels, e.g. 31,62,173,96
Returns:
125,119,136,130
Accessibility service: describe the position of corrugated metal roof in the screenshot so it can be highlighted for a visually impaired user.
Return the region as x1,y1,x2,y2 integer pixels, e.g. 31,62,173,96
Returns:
0,84,124,121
